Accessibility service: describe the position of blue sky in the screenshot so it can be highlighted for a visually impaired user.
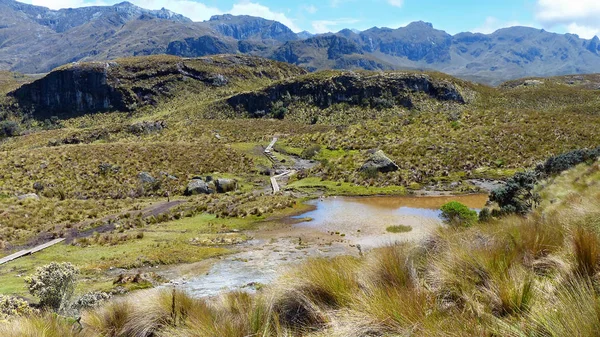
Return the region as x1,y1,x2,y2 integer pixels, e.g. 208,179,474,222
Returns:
23,0,600,38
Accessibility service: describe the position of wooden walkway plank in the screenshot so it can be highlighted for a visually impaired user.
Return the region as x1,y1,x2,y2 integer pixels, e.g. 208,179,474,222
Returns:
0,250,31,265
28,238,65,254
0,238,65,266
264,137,296,193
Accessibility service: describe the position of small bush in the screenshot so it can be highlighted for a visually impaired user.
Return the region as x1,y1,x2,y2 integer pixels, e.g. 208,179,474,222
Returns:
479,207,492,222
490,171,540,215
440,201,478,227
25,262,79,312
0,120,20,138
301,144,321,159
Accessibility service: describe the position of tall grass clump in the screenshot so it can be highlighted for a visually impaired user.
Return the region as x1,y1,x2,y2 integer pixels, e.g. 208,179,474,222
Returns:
572,223,600,278
0,314,82,337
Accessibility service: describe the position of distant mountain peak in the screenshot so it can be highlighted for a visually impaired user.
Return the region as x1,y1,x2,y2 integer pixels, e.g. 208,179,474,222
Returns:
405,21,434,29
210,14,237,21
114,1,135,7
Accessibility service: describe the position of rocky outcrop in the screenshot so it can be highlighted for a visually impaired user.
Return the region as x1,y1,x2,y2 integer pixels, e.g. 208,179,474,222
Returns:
128,121,167,135
207,14,298,42
138,172,156,185
11,65,128,119
10,55,304,119
226,71,465,118
273,35,363,65
166,36,236,58
184,177,238,195
360,150,399,173
185,178,213,196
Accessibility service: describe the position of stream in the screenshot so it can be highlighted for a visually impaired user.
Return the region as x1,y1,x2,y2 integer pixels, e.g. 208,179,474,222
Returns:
171,194,488,297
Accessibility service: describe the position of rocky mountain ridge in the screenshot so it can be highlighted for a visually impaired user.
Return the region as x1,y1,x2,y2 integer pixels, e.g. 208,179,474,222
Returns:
2,0,600,85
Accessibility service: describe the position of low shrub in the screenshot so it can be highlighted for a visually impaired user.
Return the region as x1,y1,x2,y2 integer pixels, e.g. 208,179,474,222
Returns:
0,295,35,321
386,225,413,233
490,171,540,215
25,262,79,312
440,201,478,227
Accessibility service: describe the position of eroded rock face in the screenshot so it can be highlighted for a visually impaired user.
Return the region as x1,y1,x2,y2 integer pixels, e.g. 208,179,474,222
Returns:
12,65,127,119
227,72,465,118
360,150,399,173
10,55,303,119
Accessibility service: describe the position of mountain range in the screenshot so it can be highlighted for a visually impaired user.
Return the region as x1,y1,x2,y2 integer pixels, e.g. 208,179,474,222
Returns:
2,0,600,85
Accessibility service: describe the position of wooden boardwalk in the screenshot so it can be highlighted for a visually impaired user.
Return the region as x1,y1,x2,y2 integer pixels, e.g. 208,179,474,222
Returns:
0,238,65,266
264,137,296,193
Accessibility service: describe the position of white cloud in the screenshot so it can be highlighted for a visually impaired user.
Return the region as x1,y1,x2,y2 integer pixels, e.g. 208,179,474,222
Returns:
303,4,318,14
536,0,600,38
472,16,527,34
565,23,600,39
387,0,403,7
229,1,301,32
312,18,360,34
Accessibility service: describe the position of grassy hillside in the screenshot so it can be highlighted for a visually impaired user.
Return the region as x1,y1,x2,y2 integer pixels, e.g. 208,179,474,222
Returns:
0,56,599,301
0,57,598,247
1,155,598,336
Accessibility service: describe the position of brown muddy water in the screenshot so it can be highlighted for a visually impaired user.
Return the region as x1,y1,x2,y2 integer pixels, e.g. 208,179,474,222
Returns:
170,194,488,297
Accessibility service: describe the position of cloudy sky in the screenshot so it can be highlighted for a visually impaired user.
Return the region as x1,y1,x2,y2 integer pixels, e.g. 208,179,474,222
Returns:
19,0,600,38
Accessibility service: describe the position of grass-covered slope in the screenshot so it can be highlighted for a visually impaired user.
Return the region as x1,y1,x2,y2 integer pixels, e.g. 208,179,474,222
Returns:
1,156,599,336
1,55,600,245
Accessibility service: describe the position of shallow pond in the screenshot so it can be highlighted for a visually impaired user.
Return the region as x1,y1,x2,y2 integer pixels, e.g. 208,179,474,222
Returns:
293,194,488,248
174,194,488,297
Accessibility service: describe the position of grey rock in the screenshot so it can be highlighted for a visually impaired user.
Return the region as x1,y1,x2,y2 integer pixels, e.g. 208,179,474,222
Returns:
524,80,544,86
185,179,213,195
159,171,178,180
360,150,399,173
138,172,156,184
128,121,167,135
17,193,40,201
33,182,44,192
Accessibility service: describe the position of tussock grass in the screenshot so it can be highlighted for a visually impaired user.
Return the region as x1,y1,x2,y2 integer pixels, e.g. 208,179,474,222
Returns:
385,225,413,233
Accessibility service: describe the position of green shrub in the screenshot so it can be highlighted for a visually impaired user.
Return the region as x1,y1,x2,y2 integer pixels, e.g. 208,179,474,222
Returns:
25,262,79,312
479,207,492,222
440,201,478,227
301,144,321,159
490,171,540,215
537,147,600,176
0,120,19,138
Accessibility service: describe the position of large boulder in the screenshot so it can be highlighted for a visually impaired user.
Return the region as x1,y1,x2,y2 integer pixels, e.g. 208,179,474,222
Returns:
215,179,238,193
185,178,213,196
360,150,399,173
138,172,156,184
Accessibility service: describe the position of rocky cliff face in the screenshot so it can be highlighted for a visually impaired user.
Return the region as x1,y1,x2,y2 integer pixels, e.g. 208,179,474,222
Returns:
10,55,306,119
226,72,466,118
207,14,298,42
12,64,127,119
166,36,237,58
